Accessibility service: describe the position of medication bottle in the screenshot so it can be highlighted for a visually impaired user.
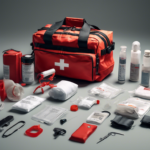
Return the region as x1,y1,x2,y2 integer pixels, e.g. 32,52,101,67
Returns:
21,55,34,84
141,50,150,87
118,46,127,83
130,41,141,81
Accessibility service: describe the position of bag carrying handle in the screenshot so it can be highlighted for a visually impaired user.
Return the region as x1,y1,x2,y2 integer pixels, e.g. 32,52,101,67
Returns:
43,17,99,49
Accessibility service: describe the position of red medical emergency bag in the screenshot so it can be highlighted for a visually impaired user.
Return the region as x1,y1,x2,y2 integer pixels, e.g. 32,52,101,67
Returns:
32,17,115,81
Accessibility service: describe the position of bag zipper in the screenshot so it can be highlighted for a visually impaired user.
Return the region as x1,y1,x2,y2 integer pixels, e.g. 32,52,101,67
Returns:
37,27,111,75
38,27,110,48
34,49,96,80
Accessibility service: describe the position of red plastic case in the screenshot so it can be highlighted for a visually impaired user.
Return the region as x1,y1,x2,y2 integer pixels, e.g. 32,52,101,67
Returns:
3,49,22,83
69,123,97,143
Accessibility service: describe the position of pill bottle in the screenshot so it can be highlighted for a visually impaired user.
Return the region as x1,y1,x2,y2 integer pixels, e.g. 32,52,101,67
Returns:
21,55,34,84
141,50,150,87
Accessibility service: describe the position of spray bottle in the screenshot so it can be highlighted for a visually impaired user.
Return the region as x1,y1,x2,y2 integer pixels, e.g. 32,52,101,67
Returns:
130,41,141,81
141,50,150,87
118,46,127,83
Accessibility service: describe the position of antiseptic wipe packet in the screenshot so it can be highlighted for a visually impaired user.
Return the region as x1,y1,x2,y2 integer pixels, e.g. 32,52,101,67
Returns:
89,83,123,99
12,95,45,112
133,86,150,99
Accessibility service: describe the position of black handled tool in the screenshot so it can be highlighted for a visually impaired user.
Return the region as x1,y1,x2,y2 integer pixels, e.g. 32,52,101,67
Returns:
97,132,124,144
53,128,66,139
0,116,14,132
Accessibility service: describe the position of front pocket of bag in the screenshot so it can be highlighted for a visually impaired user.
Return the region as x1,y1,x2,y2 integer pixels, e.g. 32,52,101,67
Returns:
34,50,96,81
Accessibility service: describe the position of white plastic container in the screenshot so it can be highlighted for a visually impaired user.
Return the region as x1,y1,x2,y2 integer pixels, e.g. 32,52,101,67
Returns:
141,50,150,87
118,46,127,83
130,41,141,81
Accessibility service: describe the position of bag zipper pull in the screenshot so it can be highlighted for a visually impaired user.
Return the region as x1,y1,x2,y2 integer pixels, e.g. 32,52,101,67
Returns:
96,54,99,75
64,27,72,31
71,26,76,31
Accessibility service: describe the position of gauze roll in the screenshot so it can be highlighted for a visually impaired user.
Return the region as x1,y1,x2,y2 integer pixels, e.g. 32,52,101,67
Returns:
49,80,78,100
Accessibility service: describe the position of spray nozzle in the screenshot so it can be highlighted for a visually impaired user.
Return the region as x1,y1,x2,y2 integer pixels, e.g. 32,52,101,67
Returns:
132,41,140,52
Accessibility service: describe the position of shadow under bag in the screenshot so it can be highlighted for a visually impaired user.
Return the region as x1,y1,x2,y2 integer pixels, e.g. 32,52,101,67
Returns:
32,17,115,81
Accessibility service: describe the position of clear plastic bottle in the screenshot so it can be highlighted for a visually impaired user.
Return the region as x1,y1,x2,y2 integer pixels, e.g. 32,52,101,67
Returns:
130,41,141,81
141,50,150,87
118,46,127,83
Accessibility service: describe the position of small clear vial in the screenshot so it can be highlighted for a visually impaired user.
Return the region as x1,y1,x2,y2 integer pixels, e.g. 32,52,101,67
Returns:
118,46,127,83
141,50,150,87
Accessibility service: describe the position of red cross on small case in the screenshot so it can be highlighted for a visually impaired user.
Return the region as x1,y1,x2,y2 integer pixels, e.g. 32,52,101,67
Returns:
69,123,97,143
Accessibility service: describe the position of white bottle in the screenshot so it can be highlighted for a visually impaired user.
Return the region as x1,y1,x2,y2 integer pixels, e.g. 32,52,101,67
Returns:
141,50,150,87
130,41,141,81
118,46,127,83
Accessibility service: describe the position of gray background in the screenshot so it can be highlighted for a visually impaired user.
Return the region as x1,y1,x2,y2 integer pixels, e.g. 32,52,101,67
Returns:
0,0,150,150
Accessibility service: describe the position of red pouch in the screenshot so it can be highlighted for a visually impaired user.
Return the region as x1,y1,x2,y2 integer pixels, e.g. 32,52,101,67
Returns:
69,123,97,143
3,49,22,83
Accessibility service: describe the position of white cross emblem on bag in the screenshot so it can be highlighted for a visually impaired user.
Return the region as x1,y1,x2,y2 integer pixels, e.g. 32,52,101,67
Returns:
54,59,69,70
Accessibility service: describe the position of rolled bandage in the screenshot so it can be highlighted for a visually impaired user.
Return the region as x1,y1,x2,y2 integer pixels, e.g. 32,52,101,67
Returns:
41,69,55,78
37,69,55,81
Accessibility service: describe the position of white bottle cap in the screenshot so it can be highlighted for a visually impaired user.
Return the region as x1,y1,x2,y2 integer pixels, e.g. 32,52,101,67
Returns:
144,50,150,57
132,41,140,52
120,46,127,52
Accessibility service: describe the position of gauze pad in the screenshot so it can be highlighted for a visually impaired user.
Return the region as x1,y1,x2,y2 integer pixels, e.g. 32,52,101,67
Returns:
89,83,123,99
115,98,150,118
49,80,78,101
12,95,45,112
32,105,68,125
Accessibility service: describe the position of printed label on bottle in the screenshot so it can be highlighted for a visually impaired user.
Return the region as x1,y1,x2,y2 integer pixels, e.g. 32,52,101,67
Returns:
22,64,34,83
141,71,150,87
3,65,10,79
118,63,126,81
130,63,140,81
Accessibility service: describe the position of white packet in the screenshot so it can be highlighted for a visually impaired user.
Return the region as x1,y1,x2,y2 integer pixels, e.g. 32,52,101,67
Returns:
86,110,110,125
89,82,123,99
115,97,150,118
73,96,99,109
32,105,68,125
12,95,45,112
49,80,78,101
129,86,150,99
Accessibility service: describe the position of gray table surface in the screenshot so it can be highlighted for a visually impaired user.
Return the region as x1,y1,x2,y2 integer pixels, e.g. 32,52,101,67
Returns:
0,0,150,150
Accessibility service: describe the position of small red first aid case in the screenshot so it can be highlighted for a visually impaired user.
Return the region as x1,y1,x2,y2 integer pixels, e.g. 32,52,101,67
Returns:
69,123,97,143
3,49,22,83
32,17,115,81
